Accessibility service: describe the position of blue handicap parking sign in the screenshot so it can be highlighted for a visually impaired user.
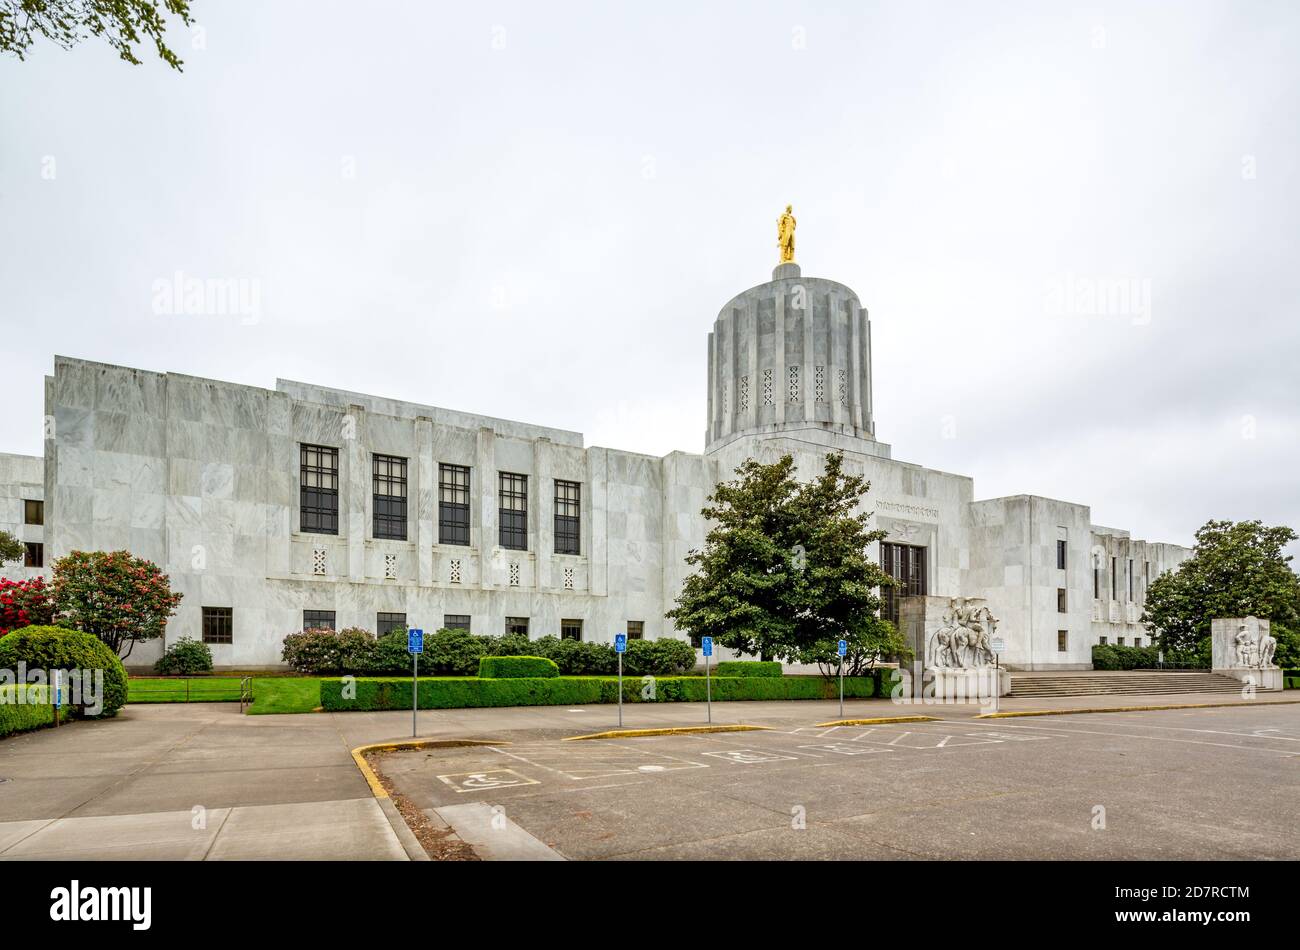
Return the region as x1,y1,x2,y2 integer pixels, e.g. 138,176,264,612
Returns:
701,636,713,657
837,639,847,657
614,634,627,653
408,628,424,654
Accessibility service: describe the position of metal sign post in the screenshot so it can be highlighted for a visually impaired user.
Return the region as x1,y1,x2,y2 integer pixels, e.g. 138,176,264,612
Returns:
837,639,847,718
53,669,61,728
990,636,1005,714
614,633,627,729
408,628,424,737
701,636,713,724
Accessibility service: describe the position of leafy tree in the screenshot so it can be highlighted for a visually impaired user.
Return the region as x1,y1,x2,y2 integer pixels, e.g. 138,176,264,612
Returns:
1,0,193,70
0,528,24,564
667,452,907,671
51,549,183,659
1143,519,1300,663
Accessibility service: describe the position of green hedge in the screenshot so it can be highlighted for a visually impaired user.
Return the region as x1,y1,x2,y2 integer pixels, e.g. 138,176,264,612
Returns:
0,684,68,737
0,625,129,718
478,655,560,679
321,674,876,711
1285,676,1299,690
712,661,782,678
1091,644,1165,671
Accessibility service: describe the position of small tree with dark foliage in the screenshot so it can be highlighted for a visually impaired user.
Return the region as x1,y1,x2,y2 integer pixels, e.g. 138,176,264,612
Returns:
667,452,909,672
52,550,183,659
1143,519,1300,666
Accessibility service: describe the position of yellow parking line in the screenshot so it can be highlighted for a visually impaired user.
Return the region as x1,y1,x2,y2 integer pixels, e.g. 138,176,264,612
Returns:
979,699,1300,719
563,724,771,741
814,716,940,727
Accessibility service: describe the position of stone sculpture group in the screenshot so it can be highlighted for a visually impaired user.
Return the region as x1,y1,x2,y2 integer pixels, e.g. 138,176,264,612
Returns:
1232,622,1278,669
929,596,1000,670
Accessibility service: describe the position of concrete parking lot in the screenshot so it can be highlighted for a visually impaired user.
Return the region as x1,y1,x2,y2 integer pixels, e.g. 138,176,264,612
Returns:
0,697,1296,860
376,705,1300,860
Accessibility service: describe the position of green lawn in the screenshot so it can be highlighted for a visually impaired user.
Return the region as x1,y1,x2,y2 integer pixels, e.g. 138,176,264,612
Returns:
127,676,322,713
128,677,245,703
246,677,321,714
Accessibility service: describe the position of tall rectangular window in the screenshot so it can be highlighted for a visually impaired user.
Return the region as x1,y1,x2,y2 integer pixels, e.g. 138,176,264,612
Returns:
554,479,581,555
1057,588,1067,613
1099,635,1108,646
1127,558,1134,600
626,621,644,640
880,543,927,625
23,499,43,526
1093,567,1100,599
438,464,470,546
372,454,408,540
443,614,471,631
505,616,529,637
23,542,43,568
303,609,336,631
499,473,528,550
561,619,583,641
300,444,339,535
1057,630,1068,652
202,607,233,644
376,612,406,636
1055,538,1067,570
1111,556,1117,599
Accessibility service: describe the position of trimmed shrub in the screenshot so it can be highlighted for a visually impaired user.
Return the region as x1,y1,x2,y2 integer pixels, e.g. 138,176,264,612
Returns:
420,629,491,676
321,674,876,711
488,633,534,657
154,637,214,675
529,636,618,676
1091,644,1162,671
479,655,560,679
622,638,698,676
0,684,67,737
0,625,128,718
281,627,381,674
713,661,783,678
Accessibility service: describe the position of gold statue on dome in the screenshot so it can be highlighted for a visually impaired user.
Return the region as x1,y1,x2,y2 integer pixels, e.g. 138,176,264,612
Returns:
777,204,797,264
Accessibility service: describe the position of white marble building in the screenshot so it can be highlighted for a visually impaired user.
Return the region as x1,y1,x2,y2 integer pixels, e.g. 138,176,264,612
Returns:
2,259,1187,669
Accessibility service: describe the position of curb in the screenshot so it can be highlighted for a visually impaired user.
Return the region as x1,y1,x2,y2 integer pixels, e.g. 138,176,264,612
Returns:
814,715,940,727
978,698,1300,719
562,724,770,741
349,738,509,799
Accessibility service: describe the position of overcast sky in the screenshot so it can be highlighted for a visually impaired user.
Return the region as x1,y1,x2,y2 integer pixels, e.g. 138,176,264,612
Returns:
1,0,1297,558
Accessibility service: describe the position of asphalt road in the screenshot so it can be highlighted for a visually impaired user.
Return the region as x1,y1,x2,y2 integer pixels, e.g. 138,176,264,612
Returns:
377,705,1300,859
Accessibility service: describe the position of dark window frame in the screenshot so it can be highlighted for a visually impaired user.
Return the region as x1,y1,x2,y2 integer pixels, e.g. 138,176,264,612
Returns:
372,454,408,541
300,444,340,535
1057,630,1069,652
303,609,336,631
443,614,471,632
561,619,583,641
1055,538,1067,570
554,479,581,555
499,472,528,551
626,621,644,640
23,542,43,568
880,542,928,625
504,616,529,637
23,499,43,526
438,463,471,546
202,606,233,645
376,612,406,636
1057,588,1067,613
